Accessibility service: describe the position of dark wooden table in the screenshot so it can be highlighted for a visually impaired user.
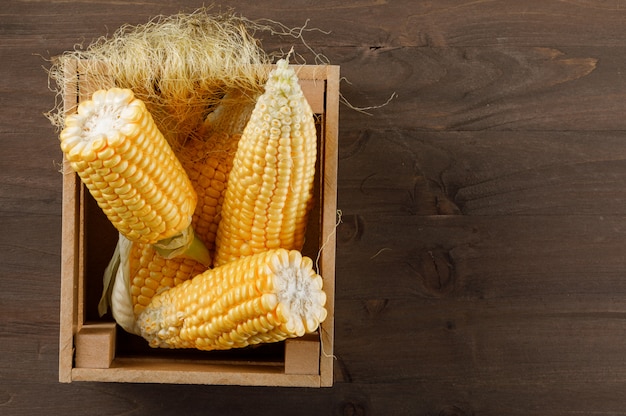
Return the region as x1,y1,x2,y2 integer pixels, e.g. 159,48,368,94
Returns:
4,1,626,414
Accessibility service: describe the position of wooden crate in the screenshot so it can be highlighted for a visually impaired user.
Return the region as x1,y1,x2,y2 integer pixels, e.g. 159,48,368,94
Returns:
58,61,339,387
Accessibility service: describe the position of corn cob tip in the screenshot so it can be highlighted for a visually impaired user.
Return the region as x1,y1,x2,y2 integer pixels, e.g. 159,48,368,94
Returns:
266,57,303,98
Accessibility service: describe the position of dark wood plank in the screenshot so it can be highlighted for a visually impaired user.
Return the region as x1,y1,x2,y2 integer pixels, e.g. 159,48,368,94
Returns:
10,2,626,132
7,0,626,49
304,0,626,48
333,45,626,131
338,129,626,216
4,0,626,415
335,214,626,298
333,214,626,414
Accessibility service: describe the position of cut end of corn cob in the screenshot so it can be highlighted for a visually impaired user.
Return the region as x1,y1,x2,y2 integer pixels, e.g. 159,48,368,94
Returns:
271,249,328,337
136,248,327,350
59,87,197,245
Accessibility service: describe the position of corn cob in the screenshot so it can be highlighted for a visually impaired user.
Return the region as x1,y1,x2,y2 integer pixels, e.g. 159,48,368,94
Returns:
136,248,327,350
103,95,256,327
181,92,255,255
181,132,240,257
101,234,209,333
60,87,211,266
61,87,193,244
129,243,207,316
203,90,257,136
213,59,318,267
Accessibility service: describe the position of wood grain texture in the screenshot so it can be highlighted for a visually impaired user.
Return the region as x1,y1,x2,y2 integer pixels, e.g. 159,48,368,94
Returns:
333,45,626,131
4,0,626,414
338,129,626,216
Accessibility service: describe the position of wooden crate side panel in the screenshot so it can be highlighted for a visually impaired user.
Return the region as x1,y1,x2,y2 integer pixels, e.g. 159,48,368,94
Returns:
71,364,320,387
59,58,81,383
299,79,325,113
318,65,339,387
289,64,340,387
59,160,80,383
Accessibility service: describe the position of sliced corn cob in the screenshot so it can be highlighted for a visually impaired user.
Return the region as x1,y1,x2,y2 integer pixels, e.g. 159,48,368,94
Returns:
213,59,318,267
60,87,211,266
136,248,327,350
60,87,194,244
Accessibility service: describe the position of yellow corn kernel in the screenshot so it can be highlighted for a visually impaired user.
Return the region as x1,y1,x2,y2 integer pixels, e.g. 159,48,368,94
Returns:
136,249,327,350
213,59,317,267
129,242,206,316
177,93,256,261
179,131,241,260
59,87,196,245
